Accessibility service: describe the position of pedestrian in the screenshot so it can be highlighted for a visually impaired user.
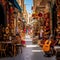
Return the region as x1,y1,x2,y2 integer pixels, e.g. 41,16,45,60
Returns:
39,26,44,40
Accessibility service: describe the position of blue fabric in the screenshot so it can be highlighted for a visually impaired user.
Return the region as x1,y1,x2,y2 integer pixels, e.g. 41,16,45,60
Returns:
8,0,22,12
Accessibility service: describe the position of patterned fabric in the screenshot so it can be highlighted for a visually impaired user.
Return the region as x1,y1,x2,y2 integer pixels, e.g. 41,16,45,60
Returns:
44,13,50,39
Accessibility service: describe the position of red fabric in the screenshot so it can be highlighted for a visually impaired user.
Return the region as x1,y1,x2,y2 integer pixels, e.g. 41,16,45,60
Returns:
44,13,50,19
46,27,50,30
38,13,43,17
24,29,26,33
21,40,25,44
41,40,46,44
10,7,14,13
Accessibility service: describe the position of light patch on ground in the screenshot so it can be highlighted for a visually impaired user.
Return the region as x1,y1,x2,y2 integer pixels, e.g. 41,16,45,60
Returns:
25,35,30,38
25,39,32,41
54,46,60,49
26,45,39,47
32,50,43,52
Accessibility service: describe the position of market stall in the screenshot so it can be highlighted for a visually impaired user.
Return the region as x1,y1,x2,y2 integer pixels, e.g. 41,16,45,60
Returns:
0,0,24,57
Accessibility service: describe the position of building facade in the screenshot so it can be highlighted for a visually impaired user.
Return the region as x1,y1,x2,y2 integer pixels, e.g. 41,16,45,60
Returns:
23,4,28,24
32,0,56,39
17,0,24,15
0,0,24,37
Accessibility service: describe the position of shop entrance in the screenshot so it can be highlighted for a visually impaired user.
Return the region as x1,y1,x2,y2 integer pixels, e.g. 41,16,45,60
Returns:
0,4,6,27
52,3,57,39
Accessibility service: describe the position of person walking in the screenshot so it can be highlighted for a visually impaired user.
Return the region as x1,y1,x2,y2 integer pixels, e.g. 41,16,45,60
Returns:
39,26,44,40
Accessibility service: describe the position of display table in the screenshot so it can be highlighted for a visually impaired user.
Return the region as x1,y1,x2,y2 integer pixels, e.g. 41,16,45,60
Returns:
0,41,22,56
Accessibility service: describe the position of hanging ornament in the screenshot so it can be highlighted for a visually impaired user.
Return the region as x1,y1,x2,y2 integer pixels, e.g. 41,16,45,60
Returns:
38,13,43,17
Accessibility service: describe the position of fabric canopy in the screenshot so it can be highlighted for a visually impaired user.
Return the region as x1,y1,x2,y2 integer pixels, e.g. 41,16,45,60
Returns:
8,0,22,12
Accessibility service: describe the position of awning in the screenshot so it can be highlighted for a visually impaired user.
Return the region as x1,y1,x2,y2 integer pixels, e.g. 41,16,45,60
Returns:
8,0,22,12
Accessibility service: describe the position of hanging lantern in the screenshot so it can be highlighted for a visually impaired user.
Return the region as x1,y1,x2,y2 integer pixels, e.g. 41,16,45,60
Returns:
38,13,43,17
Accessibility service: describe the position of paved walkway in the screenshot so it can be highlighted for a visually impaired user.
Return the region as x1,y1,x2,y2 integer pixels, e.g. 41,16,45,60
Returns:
0,34,56,60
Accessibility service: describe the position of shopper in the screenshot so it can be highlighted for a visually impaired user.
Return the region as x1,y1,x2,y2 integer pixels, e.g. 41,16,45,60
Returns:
39,26,44,40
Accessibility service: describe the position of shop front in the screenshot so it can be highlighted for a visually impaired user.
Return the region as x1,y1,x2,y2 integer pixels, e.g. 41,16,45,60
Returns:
0,0,23,57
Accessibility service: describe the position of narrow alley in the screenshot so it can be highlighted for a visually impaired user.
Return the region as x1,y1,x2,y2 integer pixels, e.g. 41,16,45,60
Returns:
0,0,60,60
